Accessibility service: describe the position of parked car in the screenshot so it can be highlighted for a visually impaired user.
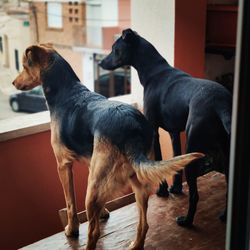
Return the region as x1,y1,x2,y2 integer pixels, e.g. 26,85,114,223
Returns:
9,86,48,113
95,71,131,98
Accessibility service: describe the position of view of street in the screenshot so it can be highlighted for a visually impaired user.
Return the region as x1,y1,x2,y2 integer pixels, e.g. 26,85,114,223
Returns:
0,90,26,120
0,64,27,120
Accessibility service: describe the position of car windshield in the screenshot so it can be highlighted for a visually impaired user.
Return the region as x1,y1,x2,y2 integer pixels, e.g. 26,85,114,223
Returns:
29,86,44,95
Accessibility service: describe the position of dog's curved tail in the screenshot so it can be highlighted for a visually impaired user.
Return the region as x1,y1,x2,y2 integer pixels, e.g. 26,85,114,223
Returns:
217,108,232,136
132,152,204,184
215,96,232,136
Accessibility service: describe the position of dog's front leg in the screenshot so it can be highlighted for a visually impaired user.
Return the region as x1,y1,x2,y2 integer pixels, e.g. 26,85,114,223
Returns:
57,161,79,237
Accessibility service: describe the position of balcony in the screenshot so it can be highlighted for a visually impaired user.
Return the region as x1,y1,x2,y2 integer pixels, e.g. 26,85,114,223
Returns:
0,104,226,249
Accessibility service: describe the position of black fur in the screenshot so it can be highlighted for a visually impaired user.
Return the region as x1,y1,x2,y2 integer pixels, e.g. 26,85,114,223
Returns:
42,52,154,162
100,29,232,226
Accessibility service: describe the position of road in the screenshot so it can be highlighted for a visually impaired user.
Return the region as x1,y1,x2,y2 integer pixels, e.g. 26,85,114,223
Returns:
0,91,26,120
0,62,27,120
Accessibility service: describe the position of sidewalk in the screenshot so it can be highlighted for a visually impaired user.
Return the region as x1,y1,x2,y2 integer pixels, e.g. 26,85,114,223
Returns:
0,64,25,120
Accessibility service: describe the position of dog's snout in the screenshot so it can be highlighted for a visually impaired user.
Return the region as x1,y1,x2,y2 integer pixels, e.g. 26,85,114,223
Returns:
12,81,15,86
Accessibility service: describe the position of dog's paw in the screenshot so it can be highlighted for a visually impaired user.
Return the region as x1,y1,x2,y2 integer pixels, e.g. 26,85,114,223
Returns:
156,187,169,197
156,189,169,197
169,185,183,195
100,207,110,220
65,224,79,238
176,216,193,227
156,181,169,197
128,241,143,250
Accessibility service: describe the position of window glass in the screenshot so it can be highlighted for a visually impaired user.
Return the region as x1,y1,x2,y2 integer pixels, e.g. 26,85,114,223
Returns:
0,36,3,53
47,2,63,29
94,54,131,98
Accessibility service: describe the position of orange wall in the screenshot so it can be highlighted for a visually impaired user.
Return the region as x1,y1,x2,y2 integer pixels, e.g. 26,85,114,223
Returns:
31,2,86,46
0,129,172,250
118,0,131,29
102,0,131,50
175,0,207,78
174,0,207,152
102,26,120,50
0,131,88,249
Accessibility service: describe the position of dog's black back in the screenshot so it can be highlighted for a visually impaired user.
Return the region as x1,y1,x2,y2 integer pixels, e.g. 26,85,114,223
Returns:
43,53,154,161
100,29,231,168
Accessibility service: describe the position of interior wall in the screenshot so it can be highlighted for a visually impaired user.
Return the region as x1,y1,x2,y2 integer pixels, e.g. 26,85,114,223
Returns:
175,0,207,77
205,54,235,81
0,132,88,249
131,0,175,108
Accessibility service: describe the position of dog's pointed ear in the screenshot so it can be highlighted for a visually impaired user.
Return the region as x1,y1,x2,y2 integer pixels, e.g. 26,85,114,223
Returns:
122,29,138,43
25,45,52,66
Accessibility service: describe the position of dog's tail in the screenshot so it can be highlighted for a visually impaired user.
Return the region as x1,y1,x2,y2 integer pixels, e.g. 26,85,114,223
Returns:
132,152,204,184
216,108,232,136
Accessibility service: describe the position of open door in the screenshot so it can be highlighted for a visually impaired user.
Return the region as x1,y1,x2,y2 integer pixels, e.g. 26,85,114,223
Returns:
226,0,250,249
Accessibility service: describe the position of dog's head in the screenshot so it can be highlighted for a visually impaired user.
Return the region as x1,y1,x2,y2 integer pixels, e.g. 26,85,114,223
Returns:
12,44,55,91
99,29,139,70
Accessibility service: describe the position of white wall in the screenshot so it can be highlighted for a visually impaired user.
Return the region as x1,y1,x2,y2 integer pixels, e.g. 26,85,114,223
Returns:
131,0,175,108
82,52,95,91
102,0,118,27
0,14,30,73
86,0,118,47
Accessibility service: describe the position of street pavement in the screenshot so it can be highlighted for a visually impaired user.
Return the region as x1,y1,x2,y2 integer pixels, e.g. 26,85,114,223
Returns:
0,64,27,120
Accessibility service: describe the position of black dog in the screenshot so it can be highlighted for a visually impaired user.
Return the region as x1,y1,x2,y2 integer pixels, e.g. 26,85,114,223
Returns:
100,29,232,227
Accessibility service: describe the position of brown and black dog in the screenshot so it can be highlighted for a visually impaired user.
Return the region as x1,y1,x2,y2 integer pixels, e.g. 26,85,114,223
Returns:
12,44,203,250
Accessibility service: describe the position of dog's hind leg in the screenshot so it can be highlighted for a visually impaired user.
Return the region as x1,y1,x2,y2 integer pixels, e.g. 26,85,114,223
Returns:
219,151,230,222
176,162,199,227
85,178,105,250
85,140,115,250
128,174,150,250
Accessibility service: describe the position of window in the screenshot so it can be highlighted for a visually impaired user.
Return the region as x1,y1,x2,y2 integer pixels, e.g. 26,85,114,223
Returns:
94,54,131,98
47,2,63,29
14,49,19,71
0,36,3,53
68,2,81,25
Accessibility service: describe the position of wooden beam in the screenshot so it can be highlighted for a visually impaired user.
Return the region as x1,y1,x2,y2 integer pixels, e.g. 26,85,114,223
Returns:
58,193,135,228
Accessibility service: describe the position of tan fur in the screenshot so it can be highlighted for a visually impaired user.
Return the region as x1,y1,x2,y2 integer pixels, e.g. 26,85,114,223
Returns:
85,138,204,250
50,119,82,236
12,44,54,90
134,152,204,185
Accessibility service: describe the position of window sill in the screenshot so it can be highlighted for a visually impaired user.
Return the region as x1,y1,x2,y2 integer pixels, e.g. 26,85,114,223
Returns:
0,94,137,142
